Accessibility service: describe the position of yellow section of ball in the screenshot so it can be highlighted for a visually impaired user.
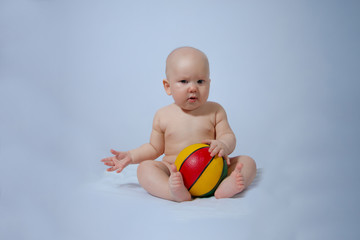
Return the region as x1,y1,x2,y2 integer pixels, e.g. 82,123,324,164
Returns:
189,155,224,196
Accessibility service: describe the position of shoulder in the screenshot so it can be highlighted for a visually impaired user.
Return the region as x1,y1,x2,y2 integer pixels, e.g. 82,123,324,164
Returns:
205,101,226,113
152,104,176,131
204,101,228,123
155,103,176,117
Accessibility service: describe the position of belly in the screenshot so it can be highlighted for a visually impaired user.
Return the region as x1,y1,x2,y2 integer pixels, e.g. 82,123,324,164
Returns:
162,122,215,164
162,138,212,165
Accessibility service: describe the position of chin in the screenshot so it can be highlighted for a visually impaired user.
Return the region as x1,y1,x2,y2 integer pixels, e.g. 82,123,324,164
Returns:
182,103,203,111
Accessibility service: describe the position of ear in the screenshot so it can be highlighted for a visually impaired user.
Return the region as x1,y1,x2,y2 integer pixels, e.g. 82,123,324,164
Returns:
163,79,172,95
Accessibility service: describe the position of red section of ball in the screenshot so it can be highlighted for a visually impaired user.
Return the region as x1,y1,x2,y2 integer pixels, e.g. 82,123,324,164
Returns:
179,147,212,190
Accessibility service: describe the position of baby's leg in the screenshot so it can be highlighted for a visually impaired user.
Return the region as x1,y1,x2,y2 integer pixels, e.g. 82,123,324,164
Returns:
214,155,256,199
137,160,191,202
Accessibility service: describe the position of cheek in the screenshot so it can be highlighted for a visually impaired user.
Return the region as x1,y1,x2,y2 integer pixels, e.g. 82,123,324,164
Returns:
171,85,186,96
200,86,210,96
173,91,186,102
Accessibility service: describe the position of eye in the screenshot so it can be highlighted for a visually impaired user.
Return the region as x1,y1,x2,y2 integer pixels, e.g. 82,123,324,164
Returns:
197,80,205,84
180,80,188,84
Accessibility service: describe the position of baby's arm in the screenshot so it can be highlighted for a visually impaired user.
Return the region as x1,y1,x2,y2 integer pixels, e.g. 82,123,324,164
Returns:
129,111,164,163
203,104,236,164
101,111,164,173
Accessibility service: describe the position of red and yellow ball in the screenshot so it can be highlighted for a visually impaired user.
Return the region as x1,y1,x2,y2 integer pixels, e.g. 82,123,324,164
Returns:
175,143,228,197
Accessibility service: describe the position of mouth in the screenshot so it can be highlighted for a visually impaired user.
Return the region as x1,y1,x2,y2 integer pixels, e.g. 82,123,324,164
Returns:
188,96,198,102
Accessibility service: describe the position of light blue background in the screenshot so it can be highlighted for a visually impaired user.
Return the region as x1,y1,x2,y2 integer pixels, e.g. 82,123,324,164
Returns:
1,0,359,239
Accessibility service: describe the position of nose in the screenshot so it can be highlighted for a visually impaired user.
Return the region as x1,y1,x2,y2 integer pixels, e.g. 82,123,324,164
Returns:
188,82,198,92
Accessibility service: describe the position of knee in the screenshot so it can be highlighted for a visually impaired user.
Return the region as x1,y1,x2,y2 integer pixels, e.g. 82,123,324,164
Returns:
240,155,257,171
137,160,153,179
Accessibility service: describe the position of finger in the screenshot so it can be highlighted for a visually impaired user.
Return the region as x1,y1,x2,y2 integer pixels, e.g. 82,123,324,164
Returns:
106,166,116,172
102,156,116,162
218,149,225,157
101,157,113,163
116,166,125,173
225,156,231,165
210,146,220,157
208,143,217,155
110,149,120,155
207,140,215,148
101,156,114,161
104,161,115,166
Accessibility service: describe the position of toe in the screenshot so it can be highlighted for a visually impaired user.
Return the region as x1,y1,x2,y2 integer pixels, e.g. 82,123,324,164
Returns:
236,163,243,171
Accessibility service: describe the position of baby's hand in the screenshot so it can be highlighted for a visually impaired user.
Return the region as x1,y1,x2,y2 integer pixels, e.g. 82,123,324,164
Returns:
202,139,231,165
101,149,132,173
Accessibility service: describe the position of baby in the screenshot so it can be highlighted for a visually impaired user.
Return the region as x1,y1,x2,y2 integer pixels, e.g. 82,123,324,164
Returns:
101,47,256,202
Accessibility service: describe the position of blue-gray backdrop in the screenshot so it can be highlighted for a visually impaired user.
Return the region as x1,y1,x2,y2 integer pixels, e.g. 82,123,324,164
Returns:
1,0,359,239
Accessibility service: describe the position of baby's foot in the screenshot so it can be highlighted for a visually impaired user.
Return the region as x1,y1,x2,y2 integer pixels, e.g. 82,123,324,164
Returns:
169,164,192,202
214,163,245,199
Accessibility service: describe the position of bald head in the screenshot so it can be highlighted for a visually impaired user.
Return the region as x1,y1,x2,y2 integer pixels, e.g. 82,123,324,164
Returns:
165,47,210,80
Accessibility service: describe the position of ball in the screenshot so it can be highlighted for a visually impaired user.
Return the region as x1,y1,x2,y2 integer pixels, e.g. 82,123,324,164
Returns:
174,143,228,197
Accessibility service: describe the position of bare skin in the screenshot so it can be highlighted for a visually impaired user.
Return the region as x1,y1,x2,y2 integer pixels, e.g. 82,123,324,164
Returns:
216,163,245,198
168,164,192,201
101,47,256,202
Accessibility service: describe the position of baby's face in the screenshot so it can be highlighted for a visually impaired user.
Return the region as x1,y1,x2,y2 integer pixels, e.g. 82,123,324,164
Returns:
165,51,210,111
